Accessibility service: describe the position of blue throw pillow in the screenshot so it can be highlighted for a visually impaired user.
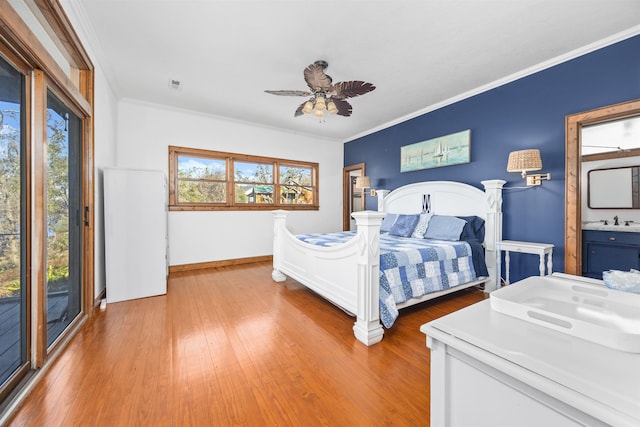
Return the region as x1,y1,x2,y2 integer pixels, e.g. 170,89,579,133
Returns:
424,215,467,241
388,214,420,238
380,213,399,233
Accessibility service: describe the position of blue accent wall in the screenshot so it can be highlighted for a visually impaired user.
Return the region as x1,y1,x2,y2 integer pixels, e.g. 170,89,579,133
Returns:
344,34,640,283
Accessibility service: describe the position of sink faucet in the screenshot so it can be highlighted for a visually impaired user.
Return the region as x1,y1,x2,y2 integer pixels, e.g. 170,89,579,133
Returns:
614,215,619,226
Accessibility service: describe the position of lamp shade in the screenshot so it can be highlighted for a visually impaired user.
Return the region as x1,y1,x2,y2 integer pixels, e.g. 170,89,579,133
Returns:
507,149,542,173
355,176,371,189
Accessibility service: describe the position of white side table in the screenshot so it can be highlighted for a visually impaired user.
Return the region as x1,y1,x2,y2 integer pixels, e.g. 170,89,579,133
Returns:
497,240,554,286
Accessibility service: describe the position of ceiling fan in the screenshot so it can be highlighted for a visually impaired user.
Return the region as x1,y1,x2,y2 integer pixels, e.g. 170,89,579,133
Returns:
265,60,376,118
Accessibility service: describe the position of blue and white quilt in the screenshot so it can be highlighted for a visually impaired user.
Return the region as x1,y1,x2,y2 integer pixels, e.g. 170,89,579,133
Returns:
296,232,479,328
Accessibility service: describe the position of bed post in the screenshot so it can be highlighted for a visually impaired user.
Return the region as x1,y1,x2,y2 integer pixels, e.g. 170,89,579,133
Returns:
351,210,386,346
272,210,287,282
481,180,506,292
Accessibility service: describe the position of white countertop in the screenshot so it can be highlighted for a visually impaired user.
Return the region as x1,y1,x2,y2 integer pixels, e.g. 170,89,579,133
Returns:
583,222,640,232
422,298,640,425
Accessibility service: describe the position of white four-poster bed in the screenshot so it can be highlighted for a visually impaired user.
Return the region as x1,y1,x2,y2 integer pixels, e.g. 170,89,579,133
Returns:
272,180,506,346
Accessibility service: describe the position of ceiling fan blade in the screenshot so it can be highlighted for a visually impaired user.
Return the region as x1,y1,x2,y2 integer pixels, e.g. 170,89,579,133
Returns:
265,90,313,97
331,98,353,117
332,81,376,99
304,62,333,92
294,102,306,117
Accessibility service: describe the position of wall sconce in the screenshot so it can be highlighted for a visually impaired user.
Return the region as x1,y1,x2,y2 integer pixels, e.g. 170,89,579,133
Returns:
506,149,551,186
355,176,376,198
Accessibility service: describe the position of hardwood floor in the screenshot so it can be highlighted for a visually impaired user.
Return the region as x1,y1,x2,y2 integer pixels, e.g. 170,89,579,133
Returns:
7,262,487,426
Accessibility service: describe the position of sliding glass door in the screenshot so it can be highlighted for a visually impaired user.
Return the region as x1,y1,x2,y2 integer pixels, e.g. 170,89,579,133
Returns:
0,55,27,389
0,63,85,394
45,91,82,347
0,0,94,408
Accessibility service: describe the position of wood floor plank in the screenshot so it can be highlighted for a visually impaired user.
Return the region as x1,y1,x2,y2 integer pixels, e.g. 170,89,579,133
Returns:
6,262,487,426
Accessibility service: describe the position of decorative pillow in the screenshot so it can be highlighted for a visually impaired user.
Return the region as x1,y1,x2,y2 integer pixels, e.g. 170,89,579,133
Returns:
458,215,485,242
380,213,399,233
411,212,434,239
388,214,420,238
424,215,467,241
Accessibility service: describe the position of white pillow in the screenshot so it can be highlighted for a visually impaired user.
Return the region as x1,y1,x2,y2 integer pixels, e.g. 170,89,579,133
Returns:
411,213,434,238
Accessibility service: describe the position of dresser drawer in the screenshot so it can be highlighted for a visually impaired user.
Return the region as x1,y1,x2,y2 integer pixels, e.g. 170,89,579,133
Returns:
582,229,640,246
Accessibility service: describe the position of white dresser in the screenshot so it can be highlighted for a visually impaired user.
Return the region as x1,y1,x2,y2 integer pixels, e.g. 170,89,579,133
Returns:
421,276,640,426
104,168,168,303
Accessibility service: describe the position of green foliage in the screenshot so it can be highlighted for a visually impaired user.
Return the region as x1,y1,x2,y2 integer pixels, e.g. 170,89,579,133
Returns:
47,264,69,283
47,113,70,246
6,280,20,292
0,280,20,298
235,184,248,203
0,107,72,296
178,179,226,203
0,109,22,293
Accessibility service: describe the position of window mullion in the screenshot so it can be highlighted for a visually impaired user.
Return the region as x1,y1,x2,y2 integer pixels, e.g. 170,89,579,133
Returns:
274,161,280,207
227,157,233,207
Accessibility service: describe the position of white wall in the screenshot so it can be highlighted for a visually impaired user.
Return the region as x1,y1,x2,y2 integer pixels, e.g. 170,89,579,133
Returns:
91,68,118,296
116,100,344,266
45,1,120,298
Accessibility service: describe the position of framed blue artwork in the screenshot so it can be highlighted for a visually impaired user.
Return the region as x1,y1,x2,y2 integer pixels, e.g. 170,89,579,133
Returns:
400,129,471,172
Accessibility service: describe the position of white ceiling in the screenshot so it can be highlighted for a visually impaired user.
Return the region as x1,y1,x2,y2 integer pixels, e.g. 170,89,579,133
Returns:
73,0,640,142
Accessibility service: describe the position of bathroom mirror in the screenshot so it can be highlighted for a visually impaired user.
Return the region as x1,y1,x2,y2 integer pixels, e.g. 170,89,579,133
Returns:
588,166,640,208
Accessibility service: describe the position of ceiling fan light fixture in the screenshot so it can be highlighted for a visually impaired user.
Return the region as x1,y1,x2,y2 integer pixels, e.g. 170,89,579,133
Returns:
315,96,326,110
265,60,376,119
302,100,313,114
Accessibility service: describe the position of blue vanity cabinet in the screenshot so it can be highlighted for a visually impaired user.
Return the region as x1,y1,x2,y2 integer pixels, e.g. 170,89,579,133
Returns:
582,230,640,279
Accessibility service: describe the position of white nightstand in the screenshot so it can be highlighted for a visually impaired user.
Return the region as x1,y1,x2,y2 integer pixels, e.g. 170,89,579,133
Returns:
497,240,554,286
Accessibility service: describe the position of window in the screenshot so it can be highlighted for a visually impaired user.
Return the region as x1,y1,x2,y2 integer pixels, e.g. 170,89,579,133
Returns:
169,146,319,210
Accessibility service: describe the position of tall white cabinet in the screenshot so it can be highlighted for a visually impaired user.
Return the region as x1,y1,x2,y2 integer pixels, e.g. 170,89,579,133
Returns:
104,168,168,303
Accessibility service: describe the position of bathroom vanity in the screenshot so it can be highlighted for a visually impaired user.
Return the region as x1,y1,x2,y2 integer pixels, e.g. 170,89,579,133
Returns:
582,224,640,279
421,274,640,427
